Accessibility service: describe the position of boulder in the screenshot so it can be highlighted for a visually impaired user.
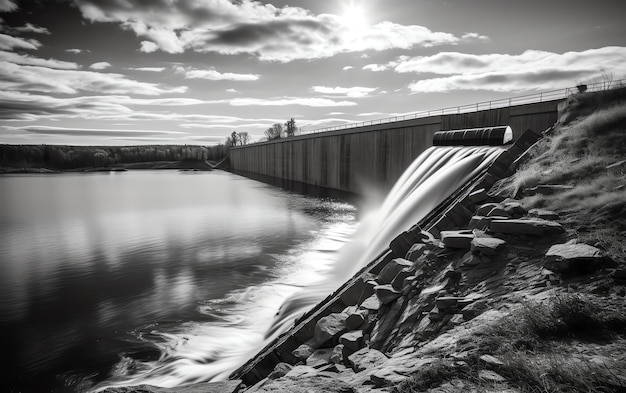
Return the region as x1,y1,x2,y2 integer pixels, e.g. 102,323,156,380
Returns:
528,208,559,220
284,365,318,378
471,237,506,256
345,309,368,330
306,348,333,367
315,313,349,346
374,284,401,305
544,243,608,275
377,258,413,284
391,268,414,290
478,370,506,383
339,330,365,352
268,363,293,379
347,347,388,372
292,341,316,362
360,294,380,312
489,218,564,236
330,344,344,364
461,299,488,321
440,230,474,249
254,374,355,393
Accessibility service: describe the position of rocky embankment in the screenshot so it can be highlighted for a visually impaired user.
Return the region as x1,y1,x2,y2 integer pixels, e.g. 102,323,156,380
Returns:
104,87,626,393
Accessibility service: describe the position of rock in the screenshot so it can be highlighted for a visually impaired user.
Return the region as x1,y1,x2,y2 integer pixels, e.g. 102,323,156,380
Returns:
374,284,402,305
606,159,626,173
330,344,344,364
544,243,608,275
528,208,559,220
405,243,428,262
306,348,333,367
292,342,316,362
389,227,429,258
440,230,474,249
315,313,349,346
461,299,488,321
347,347,388,372
339,330,365,352
486,206,508,217
346,309,367,330
391,268,414,290
370,368,406,387
377,258,413,284
435,296,469,311
479,354,504,367
524,184,574,196
268,363,293,379
478,370,506,383
254,374,356,393
360,294,380,312
490,218,564,236
471,237,506,256
284,365,319,378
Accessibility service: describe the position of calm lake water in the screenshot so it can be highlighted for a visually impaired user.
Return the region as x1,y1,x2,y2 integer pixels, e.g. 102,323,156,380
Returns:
0,170,358,392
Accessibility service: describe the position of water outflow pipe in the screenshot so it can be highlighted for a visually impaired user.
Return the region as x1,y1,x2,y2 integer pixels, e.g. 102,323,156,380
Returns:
433,126,513,146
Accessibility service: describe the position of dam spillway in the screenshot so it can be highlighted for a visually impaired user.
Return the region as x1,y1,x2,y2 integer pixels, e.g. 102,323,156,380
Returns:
229,126,542,387
229,100,559,195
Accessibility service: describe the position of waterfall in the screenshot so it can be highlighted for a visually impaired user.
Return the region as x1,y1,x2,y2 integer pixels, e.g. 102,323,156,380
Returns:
91,143,506,392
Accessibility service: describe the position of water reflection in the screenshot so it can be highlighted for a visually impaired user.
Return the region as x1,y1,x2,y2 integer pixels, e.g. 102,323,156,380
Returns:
0,171,357,392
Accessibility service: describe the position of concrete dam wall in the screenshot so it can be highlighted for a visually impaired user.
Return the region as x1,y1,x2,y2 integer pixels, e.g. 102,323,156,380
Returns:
229,100,561,195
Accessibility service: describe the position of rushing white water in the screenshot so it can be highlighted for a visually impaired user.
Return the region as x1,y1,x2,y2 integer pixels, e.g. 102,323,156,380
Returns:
91,145,504,392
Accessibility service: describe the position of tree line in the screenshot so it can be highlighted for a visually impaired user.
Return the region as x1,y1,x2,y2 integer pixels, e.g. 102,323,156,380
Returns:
225,117,299,147
0,144,227,170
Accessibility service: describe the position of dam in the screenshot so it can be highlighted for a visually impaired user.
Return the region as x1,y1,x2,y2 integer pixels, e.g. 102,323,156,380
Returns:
229,100,561,196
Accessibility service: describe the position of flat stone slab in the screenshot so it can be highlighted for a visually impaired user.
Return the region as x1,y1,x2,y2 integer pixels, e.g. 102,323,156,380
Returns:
544,243,607,275
471,237,506,256
306,348,333,368
440,230,474,249
490,218,564,236
377,258,413,284
528,208,559,220
374,284,402,305
348,347,388,372
360,294,380,311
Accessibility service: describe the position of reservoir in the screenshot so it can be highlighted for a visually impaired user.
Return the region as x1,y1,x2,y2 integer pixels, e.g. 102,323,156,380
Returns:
0,170,358,392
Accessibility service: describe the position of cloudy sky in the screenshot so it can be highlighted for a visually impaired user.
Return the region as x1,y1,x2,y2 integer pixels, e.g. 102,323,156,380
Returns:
0,0,624,145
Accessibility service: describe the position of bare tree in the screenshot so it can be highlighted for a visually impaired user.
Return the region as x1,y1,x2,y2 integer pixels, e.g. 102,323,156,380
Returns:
285,118,297,137
239,132,250,145
265,123,284,140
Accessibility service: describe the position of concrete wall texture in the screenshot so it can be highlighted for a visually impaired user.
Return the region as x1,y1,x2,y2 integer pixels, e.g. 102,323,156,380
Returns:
229,100,561,195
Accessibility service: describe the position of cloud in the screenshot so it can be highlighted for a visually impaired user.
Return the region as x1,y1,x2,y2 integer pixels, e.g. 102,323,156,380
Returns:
14,125,184,137
0,50,78,69
363,64,388,72
226,88,238,93
174,65,259,81
0,0,17,12
227,97,357,107
15,23,50,34
312,86,377,98
397,47,626,92
129,66,165,72
66,48,90,54
89,61,111,70
0,33,40,50
74,0,459,62
461,32,490,42
342,66,353,71
0,61,187,95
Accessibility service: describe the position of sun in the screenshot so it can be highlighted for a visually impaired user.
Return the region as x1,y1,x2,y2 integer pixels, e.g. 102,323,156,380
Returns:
340,1,369,33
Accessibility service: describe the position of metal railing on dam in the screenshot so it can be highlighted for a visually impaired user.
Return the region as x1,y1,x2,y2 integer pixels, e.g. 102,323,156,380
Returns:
300,79,623,135
229,80,624,196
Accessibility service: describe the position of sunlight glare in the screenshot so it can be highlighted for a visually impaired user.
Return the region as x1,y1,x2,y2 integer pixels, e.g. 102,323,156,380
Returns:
341,1,369,34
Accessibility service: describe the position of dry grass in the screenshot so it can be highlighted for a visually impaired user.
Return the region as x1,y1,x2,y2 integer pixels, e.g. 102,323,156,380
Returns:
394,294,626,393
